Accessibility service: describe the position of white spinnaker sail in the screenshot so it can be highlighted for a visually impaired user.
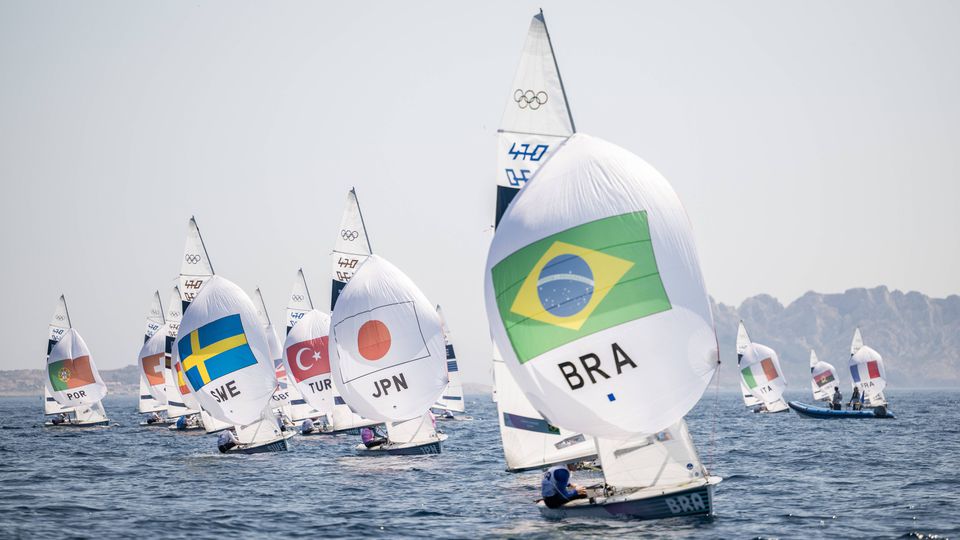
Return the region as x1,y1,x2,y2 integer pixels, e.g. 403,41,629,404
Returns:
810,350,840,401
386,412,439,446
255,288,294,415
330,255,447,423
433,305,465,413
850,327,864,356
331,188,372,311
740,380,762,408
46,328,107,408
164,286,200,418
283,309,335,415
495,10,575,227
596,420,708,490
179,216,214,313
850,345,887,400
485,134,719,437
739,342,787,407
44,295,76,415
138,331,168,411
175,276,277,425
494,358,596,471
286,269,314,335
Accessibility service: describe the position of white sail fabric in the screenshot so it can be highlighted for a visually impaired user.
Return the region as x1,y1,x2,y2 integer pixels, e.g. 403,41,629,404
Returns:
138,331,168,407
386,412,438,445
736,322,751,358
330,385,375,431
46,329,107,408
44,295,76,415
494,357,596,471
810,351,839,401
74,401,108,424
201,409,234,434
282,309,334,414
170,346,202,413
740,379,762,408
330,255,447,423
850,327,864,356
235,407,284,445
596,420,708,489
433,305,465,413
145,290,165,340
739,343,787,407
331,188,373,311
496,12,574,226
179,217,214,311
850,345,886,400
164,286,200,418
44,386,74,415
485,134,719,438
175,276,277,426
286,269,314,334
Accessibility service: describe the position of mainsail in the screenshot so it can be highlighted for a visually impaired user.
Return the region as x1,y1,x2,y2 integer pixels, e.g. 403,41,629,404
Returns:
164,286,200,419
138,291,167,414
330,255,448,423
44,295,76,416
432,305,465,413
331,188,372,311
492,11,594,471
736,321,761,407
175,276,277,426
386,412,440,448
809,350,839,402
179,216,214,313
256,288,294,419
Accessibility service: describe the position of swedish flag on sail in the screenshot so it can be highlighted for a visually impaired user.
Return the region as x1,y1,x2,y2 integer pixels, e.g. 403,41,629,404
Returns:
491,211,671,364
178,314,257,390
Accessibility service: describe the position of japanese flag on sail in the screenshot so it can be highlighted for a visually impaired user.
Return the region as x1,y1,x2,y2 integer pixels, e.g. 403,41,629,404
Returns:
849,345,886,398
175,276,277,425
46,328,107,407
739,342,787,405
485,134,719,438
282,309,334,413
330,255,447,422
138,330,167,404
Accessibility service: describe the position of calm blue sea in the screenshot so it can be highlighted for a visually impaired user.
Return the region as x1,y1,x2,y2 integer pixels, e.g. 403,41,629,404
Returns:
0,389,957,539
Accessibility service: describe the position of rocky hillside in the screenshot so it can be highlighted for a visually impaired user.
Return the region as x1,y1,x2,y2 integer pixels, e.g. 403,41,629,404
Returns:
712,286,960,390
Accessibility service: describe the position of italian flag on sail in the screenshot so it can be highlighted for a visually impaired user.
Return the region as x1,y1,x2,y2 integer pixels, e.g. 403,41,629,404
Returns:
741,357,778,389
48,356,95,391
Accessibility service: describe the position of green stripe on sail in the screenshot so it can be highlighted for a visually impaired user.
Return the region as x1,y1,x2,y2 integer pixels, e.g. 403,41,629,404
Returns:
741,366,757,389
48,360,68,391
491,211,671,364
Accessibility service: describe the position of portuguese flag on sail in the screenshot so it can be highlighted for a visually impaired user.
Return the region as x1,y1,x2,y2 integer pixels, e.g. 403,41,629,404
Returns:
48,356,95,391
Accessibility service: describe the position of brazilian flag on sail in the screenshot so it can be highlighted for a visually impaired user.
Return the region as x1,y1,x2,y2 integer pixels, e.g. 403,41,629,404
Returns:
491,211,671,364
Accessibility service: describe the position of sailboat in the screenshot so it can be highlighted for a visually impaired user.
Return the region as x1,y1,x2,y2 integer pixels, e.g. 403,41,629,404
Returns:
176,275,294,454
43,296,110,427
736,322,789,413
430,305,468,420
282,269,326,426
736,322,762,409
163,286,203,431
484,133,721,519
491,10,597,473
327,189,383,435
138,290,171,426
849,327,889,407
282,309,335,435
809,350,840,403
255,288,297,430
330,255,449,455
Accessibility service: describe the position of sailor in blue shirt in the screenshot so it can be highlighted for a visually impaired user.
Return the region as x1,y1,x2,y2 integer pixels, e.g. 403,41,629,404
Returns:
541,464,588,508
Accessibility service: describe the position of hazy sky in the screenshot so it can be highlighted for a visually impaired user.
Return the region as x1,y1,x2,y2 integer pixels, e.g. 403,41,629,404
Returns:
2,2,958,383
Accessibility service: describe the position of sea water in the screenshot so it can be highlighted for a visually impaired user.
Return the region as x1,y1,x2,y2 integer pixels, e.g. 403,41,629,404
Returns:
0,390,957,539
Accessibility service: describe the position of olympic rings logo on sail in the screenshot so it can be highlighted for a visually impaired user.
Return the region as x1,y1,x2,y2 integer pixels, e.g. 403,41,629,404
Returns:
514,89,548,110
184,254,202,264
341,230,359,241
55,315,65,321
291,295,304,302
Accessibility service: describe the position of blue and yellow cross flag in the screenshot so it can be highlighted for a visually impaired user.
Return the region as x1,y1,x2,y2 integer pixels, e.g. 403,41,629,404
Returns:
178,314,257,390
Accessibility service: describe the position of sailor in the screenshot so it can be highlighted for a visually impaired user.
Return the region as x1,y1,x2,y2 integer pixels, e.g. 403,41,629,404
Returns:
858,390,866,410
541,464,588,509
849,387,861,410
831,388,842,410
301,417,316,435
360,426,387,449
147,412,162,424
52,413,67,425
217,429,239,453
176,415,187,430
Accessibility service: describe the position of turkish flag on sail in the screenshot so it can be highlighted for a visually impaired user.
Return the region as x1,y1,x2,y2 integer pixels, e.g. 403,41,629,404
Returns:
285,336,330,383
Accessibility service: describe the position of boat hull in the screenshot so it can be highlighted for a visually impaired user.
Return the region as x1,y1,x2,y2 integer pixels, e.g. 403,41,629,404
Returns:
355,434,447,456
229,432,295,455
788,401,895,419
538,479,718,520
43,419,110,428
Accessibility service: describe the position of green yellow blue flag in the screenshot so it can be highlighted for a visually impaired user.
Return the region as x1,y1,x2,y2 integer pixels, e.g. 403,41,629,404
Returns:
491,211,671,364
